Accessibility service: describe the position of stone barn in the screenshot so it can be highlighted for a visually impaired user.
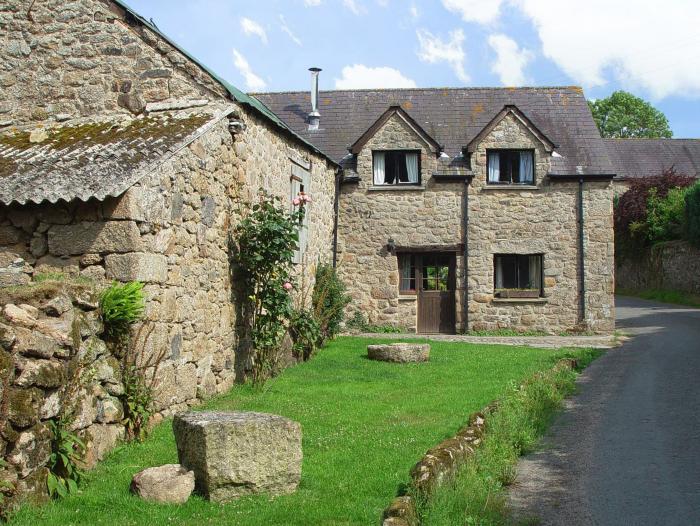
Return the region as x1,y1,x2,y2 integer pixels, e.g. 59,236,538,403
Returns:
0,0,337,453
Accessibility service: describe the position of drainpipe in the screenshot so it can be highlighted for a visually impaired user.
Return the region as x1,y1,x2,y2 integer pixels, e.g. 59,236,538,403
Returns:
578,175,587,326
462,177,471,333
332,167,341,268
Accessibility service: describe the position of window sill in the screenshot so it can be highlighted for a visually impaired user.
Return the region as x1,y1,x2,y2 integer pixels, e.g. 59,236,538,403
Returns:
368,185,425,192
482,184,539,191
492,297,548,304
398,295,417,301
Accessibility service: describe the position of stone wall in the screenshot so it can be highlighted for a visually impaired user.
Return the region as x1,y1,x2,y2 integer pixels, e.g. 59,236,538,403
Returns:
616,240,700,295
0,0,228,126
0,283,123,504
338,112,615,334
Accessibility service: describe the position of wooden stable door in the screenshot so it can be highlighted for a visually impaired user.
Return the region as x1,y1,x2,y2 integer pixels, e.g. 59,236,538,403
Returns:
417,254,456,334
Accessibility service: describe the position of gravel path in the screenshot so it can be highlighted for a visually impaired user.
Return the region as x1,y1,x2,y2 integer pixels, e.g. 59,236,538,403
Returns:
352,332,616,349
507,296,700,525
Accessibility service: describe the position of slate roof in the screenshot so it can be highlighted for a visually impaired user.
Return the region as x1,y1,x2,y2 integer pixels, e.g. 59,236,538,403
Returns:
253,87,616,176
0,106,234,205
604,138,700,179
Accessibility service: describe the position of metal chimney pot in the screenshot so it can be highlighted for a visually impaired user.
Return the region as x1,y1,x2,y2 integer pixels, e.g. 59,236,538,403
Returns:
308,67,321,130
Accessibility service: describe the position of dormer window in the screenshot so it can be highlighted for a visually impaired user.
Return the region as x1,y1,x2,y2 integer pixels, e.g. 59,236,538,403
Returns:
487,150,534,185
373,150,420,185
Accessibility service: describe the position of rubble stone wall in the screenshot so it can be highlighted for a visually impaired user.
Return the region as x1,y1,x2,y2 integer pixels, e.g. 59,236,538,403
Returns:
338,112,615,333
616,240,700,295
0,284,121,503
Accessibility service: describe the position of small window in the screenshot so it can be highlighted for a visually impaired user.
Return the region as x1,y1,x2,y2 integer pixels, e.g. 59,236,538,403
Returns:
487,150,534,185
291,165,310,264
494,254,543,298
398,254,416,293
373,150,420,185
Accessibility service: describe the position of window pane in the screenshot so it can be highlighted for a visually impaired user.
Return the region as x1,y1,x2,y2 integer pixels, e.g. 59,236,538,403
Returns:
494,254,543,294
398,255,415,292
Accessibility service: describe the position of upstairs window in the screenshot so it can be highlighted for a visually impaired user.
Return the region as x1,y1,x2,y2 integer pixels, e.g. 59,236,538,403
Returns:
487,150,534,185
373,150,420,185
494,254,543,298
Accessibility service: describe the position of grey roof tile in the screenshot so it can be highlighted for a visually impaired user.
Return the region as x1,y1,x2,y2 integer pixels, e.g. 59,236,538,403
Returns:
0,105,235,205
604,138,700,179
253,87,615,175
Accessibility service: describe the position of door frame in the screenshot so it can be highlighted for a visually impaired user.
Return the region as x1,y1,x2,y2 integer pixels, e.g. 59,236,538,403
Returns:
415,252,457,334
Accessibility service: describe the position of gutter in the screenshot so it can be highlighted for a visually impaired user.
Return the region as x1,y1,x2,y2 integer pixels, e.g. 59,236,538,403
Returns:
332,168,341,268
578,176,586,326
462,175,473,333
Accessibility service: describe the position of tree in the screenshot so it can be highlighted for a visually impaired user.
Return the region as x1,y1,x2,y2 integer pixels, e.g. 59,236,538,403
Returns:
588,90,672,138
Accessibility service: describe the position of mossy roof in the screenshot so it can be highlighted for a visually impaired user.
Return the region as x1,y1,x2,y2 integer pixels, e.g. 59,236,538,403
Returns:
0,106,233,205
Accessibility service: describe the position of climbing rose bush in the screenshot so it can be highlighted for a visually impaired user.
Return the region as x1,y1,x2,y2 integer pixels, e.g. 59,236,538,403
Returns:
233,190,307,384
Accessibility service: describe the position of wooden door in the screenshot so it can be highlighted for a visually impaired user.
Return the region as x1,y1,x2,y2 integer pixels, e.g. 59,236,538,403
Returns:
417,254,456,334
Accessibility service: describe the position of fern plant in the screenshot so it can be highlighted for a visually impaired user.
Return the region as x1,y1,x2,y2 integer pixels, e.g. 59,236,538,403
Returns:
46,417,85,499
99,281,145,339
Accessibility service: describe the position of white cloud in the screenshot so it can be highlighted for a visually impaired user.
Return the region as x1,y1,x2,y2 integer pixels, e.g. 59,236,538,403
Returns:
279,14,302,46
232,49,266,91
416,28,469,83
511,0,700,98
441,0,503,25
334,64,417,89
409,5,419,19
343,0,365,15
240,17,267,44
488,33,533,86
303,0,322,5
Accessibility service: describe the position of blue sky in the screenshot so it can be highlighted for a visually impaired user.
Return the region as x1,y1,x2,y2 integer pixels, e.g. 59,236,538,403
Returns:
127,0,700,137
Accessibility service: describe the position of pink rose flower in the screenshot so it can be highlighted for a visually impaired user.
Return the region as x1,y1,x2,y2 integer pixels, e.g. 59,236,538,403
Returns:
292,197,301,206
283,282,293,291
302,194,312,203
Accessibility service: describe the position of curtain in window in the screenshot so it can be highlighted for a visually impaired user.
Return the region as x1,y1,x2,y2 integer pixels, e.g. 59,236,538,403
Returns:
528,255,541,290
373,152,386,185
488,152,500,183
519,151,533,183
405,153,419,183
495,256,504,288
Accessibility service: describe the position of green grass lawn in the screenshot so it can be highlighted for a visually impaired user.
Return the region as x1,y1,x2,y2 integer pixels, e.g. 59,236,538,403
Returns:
13,337,578,526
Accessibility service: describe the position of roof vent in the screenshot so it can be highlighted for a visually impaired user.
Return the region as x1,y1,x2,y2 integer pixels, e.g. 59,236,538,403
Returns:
308,67,322,130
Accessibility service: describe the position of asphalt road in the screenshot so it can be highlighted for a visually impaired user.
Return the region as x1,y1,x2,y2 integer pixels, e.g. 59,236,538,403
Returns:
508,296,700,526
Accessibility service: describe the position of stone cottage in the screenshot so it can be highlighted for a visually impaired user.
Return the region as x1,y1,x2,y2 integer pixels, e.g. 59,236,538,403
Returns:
0,0,338,405
258,85,616,334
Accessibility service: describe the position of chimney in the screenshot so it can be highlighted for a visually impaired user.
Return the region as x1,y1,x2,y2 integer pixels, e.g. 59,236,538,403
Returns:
308,67,321,130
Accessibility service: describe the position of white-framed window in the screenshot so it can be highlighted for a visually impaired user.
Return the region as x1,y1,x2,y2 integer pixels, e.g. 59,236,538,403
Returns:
291,164,310,264
373,150,421,185
487,149,534,185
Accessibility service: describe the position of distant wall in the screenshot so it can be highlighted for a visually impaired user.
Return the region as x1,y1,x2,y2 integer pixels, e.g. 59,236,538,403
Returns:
616,240,700,294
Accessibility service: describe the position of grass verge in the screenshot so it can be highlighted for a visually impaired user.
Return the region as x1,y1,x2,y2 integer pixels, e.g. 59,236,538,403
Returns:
11,337,581,526
415,348,602,526
616,288,700,308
